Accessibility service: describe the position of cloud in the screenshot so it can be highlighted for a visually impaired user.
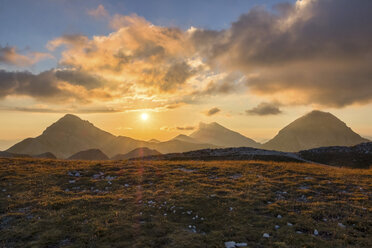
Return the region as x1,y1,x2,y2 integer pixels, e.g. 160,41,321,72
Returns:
206,107,221,116
0,69,113,103
87,4,109,19
0,45,52,66
3,0,372,113
191,0,372,107
160,125,195,131
246,102,282,116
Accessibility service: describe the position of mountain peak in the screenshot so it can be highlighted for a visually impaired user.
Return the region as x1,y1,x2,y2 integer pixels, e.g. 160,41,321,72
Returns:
191,122,259,148
263,110,368,152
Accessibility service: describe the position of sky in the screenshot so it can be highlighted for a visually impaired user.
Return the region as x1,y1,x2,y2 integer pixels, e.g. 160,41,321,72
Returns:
0,0,372,147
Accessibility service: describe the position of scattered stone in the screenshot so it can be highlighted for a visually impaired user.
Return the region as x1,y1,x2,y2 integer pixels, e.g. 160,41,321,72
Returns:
69,180,75,184
287,222,293,226
275,225,280,229
296,231,302,234
314,229,319,236
2,188,6,192
224,241,235,248
277,214,282,219
236,243,247,247
263,233,270,238
338,223,346,228
124,184,129,187
229,207,234,211
74,172,80,177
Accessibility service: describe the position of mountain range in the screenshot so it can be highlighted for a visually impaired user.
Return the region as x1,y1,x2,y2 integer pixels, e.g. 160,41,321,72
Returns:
4,110,369,158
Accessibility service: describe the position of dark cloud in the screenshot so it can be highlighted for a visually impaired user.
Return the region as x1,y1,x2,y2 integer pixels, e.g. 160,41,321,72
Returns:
206,107,221,116
0,69,111,103
160,61,194,91
246,102,281,116
192,0,372,107
55,69,105,89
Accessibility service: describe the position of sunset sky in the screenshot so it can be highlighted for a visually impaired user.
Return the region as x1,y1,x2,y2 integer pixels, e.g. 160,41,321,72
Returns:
0,0,371,147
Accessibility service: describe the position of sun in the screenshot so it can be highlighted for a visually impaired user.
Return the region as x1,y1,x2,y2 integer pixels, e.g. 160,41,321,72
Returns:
141,113,149,121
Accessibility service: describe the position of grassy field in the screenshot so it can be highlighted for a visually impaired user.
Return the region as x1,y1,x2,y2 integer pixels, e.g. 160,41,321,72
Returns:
0,158,371,248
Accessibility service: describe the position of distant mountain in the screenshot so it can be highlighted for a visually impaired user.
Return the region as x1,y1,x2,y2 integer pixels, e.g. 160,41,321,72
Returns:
170,134,201,143
148,139,161,143
33,152,56,159
299,142,372,169
263,110,369,152
112,147,161,160
7,114,116,158
189,122,260,148
0,151,31,158
68,149,109,160
7,114,219,158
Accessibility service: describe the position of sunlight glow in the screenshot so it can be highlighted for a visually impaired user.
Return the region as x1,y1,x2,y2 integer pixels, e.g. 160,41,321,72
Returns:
141,113,149,121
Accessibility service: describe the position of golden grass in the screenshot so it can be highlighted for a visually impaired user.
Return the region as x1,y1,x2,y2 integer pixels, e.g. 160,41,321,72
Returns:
0,158,371,247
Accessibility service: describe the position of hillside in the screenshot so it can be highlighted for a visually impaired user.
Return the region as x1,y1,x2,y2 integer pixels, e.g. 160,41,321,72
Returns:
190,122,260,148
68,149,109,160
299,142,372,169
263,111,368,152
112,147,162,160
0,158,371,247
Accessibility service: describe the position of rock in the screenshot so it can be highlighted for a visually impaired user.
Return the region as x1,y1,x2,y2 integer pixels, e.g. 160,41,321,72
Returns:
287,222,293,226
277,214,282,219
263,233,270,238
236,243,247,247
314,229,319,235
275,225,280,229
224,241,236,248
338,223,346,228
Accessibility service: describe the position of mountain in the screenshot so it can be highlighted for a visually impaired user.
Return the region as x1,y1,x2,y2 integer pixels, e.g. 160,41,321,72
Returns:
148,139,161,143
189,122,260,148
7,114,116,158
299,142,372,169
112,147,162,160
33,152,56,159
170,134,201,143
7,114,219,158
0,151,31,158
68,149,109,160
263,110,369,152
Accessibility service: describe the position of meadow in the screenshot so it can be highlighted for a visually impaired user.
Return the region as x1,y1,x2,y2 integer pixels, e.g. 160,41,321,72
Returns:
1,158,371,247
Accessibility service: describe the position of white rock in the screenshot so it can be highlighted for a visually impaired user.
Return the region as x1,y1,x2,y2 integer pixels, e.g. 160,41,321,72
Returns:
275,225,280,229
69,180,75,184
224,241,236,248
296,231,302,234
314,229,319,235
75,172,80,177
236,243,247,247
277,214,282,219
263,233,270,238
287,222,293,226
338,223,346,228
